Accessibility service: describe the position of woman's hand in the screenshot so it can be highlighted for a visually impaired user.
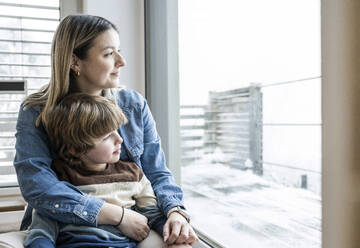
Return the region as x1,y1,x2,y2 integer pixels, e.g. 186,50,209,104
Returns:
117,208,150,241
98,202,150,241
163,212,199,246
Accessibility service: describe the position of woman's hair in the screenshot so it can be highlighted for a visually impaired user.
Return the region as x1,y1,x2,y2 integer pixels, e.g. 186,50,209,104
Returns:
23,14,118,127
46,93,127,166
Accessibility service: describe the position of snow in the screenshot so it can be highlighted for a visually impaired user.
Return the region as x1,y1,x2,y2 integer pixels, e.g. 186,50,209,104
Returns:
181,157,321,248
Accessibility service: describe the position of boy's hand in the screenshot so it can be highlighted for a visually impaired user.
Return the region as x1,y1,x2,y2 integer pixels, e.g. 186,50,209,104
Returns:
117,208,150,241
163,212,199,245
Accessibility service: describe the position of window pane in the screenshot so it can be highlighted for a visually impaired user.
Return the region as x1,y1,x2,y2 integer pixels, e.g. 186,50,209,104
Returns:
0,0,59,8
0,6,59,20
0,1,59,187
179,0,321,247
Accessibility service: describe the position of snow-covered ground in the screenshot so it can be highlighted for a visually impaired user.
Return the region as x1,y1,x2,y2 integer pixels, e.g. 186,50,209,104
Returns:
181,161,321,248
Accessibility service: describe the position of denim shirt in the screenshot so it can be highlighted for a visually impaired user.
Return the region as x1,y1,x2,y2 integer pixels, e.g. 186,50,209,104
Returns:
14,88,184,230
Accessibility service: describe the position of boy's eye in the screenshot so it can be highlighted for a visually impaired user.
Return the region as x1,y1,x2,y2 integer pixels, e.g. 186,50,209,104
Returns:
103,135,111,140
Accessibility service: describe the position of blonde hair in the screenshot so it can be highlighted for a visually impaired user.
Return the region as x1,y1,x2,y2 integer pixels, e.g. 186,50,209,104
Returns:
23,14,119,127
46,93,127,166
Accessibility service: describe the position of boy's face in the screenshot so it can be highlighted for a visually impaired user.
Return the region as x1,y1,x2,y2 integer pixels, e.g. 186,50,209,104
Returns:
80,130,123,171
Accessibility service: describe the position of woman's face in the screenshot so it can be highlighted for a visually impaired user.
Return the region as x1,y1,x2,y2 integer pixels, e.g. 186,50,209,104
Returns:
75,29,125,95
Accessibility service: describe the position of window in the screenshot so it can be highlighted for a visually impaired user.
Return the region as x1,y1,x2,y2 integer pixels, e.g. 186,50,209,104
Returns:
179,0,321,247
0,0,59,187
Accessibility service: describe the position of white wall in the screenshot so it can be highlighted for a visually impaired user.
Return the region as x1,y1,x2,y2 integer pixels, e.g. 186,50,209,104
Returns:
60,0,145,95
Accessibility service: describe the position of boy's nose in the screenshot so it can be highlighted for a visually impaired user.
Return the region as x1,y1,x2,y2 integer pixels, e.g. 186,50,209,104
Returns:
115,132,123,145
118,136,123,144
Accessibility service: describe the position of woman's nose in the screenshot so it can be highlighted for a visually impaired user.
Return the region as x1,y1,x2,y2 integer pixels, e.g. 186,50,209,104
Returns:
115,53,126,67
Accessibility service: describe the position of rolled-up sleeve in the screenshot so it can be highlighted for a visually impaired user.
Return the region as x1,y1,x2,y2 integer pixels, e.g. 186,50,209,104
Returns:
14,105,104,226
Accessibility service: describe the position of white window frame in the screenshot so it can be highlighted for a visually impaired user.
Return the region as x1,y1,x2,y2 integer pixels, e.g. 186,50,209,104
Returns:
144,0,181,184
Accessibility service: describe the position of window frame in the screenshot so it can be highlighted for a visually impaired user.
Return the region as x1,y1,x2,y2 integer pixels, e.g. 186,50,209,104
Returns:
144,1,219,247
322,0,360,247
144,0,181,184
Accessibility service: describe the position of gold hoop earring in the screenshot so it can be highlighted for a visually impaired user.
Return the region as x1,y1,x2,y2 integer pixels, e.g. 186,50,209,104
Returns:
76,71,80,77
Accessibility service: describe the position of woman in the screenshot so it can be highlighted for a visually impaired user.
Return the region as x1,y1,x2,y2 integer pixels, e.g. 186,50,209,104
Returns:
13,14,198,247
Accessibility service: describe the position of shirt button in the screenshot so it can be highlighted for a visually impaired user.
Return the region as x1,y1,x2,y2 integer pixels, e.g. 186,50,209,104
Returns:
54,204,59,208
82,211,88,216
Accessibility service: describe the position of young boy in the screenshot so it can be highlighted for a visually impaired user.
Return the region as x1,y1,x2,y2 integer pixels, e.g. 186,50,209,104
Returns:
24,93,188,248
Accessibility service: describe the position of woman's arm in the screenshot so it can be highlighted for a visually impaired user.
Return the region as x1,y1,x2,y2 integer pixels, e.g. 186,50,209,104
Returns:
137,95,198,245
116,89,198,245
139,98,184,214
14,105,104,227
116,89,184,213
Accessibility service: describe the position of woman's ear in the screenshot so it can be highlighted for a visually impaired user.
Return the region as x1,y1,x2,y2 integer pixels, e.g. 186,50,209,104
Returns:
70,54,81,73
68,147,77,156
